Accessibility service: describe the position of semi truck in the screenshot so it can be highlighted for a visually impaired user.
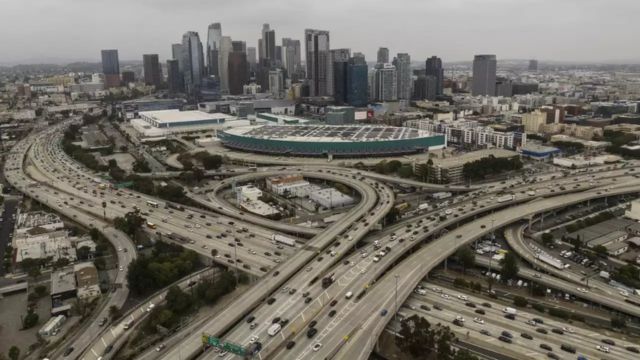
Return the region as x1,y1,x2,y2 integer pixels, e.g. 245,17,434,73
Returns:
432,192,452,200
272,234,296,247
502,307,517,315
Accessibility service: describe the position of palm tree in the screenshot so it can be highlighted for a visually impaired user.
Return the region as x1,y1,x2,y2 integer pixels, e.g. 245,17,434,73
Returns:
102,201,107,219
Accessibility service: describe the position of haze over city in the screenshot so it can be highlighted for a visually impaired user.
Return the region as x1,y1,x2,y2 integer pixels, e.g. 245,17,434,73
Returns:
2,0,640,64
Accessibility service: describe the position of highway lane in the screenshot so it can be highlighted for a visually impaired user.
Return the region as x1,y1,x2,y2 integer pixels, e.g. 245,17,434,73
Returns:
3,132,138,360
154,178,393,360
326,183,640,360
404,285,636,360
80,268,217,360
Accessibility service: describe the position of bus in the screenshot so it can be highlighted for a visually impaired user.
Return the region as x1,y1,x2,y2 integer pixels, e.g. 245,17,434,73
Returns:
146,200,159,208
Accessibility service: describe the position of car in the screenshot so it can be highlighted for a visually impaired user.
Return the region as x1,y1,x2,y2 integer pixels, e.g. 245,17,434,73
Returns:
267,297,276,305
532,318,544,324
601,338,616,346
498,336,512,343
305,297,312,303
540,344,552,351
562,327,575,334
289,288,297,295
330,300,338,306
465,302,476,308
480,329,491,336
551,328,564,335
433,304,443,311
455,316,465,322
452,319,464,327
312,343,322,352
308,320,317,328
420,305,431,311
272,317,281,324
286,341,296,350
474,309,485,315
457,295,468,301
521,333,533,340
482,302,492,308
596,345,610,353
504,313,516,320
380,309,388,316
536,328,548,334
501,331,513,339
250,323,257,329
155,344,166,352
250,336,259,343
307,328,318,338
98,317,108,326
473,317,484,324
328,310,337,317
526,319,537,326
64,347,75,356
441,294,450,300
547,352,560,360
103,345,113,354
626,346,640,353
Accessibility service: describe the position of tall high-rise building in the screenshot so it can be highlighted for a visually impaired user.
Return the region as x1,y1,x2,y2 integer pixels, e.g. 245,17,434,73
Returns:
346,55,368,107
268,69,284,98
373,63,397,101
228,47,248,95
261,24,276,65
121,71,135,84
282,38,302,81
393,53,411,100
528,59,538,71
171,43,183,72
232,41,246,53
377,47,389,64
331,48,351,104
219,36,233,94
167,59,182,93
247,47,257,71
143,54,162,87
181,31,205,96
206,23,222,77
472,54,497,96
305,29,332,96
425,56,444,96
101,49,120,88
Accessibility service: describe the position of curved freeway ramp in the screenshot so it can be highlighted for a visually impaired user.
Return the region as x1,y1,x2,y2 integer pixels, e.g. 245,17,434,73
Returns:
328,183,640,360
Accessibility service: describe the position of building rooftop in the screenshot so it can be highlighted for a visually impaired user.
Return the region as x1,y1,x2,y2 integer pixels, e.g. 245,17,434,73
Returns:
430,149,519,168
224,125,436,143
521,144,560,153
139,110,233,124
587,230,628,247
51,269,76,295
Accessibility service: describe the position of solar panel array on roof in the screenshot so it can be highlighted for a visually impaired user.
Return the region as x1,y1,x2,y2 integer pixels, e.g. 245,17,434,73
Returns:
242,125,422,141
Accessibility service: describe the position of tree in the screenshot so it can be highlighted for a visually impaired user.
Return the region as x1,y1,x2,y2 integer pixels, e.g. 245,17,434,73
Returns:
8,347,19,360
211,249,218,257
102,201,107,219
500,252,519,282
513,296,528,307
398,165,414,178
23,310,39,329
385,207,400,224
455,247,475,274
109,305,121,320
165,286,193,315
592,245,608,257
611,317,626,329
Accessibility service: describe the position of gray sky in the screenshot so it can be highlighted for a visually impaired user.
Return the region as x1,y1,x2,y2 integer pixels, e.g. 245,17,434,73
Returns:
2,0,639,64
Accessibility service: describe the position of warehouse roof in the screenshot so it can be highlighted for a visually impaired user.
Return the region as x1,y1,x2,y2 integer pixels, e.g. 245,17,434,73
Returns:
139,110,233,124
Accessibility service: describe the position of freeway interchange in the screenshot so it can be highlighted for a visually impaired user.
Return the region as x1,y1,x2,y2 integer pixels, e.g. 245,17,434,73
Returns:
5,121,640,360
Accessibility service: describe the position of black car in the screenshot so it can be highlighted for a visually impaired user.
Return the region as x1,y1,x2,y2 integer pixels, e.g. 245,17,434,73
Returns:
103,345,113,354
433,304,443,311
308,320,317,329
420,305,431,311
474,309,485,315
547,352,560,360
280,319,290,326
328,310,337,317
246,315,255,323
498,336,512,343
307,328,318,338
536,328,548,334
330,300,338,307
465,302,476,308
305,297,312,303
540,344,552,351
286,341,296,350
521,333,533,340
501,331,513,339
626,346,640,353
602,338,616,346
64,347,75,356
272,317,281,324
551,328,564,335
532,318,544,324
504,313,516,320
267,297,276,305
452,319,464,327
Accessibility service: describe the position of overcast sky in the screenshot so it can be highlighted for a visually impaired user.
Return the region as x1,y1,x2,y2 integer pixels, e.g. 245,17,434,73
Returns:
2,0,639,65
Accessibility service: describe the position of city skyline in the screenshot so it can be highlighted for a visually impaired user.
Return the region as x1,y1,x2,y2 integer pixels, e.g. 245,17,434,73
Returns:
2,0,640,65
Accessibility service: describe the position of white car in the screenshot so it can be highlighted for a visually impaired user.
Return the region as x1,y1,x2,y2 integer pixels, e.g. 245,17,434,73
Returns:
441,294,450,300
455,316,465,322
432,287,442,293
563,327,575,334
457,295,468,301
577,287,588,293
596,345,610,353
312,343,322,352
526,319,537,326
250,335,259,344
473,317,484,324
361,253,368,258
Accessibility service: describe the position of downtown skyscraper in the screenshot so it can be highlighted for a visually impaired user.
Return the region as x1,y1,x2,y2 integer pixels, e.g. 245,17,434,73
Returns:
331,48,351,104
143,54,162,88
282,38,302,81
377,47,389,64
472,54,497,96
393,53,411,100
305,29,332,96
206,23,222,77
346,55,368,107
181,31,205,96
101,49,120,88
425,56,444,98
